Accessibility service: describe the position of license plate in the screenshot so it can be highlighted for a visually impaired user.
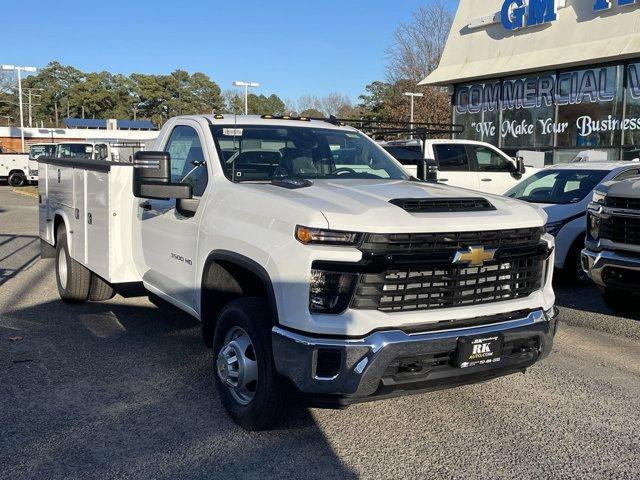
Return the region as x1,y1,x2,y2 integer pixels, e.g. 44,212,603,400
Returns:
455,334,504,368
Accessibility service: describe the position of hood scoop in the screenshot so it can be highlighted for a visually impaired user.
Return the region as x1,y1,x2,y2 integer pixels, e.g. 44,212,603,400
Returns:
389,197,496,213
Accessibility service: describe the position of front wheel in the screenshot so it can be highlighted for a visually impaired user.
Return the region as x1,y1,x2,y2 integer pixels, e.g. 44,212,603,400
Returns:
213,297,291,430
8,171,26,187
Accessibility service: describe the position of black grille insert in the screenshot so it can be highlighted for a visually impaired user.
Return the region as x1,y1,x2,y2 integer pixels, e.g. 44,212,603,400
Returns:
605,196,640,210
389,197,496,213
600,215,640,245
360,227,544,255
352,253,546,312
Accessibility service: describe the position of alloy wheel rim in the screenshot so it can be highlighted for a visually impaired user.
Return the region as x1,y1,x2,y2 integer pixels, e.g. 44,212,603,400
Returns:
216,326,258,405
58,248,68,290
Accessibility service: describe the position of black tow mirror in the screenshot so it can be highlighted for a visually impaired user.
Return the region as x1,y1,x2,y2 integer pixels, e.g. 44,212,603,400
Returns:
512,156,526,179
133,151,192,200
417,158,438,182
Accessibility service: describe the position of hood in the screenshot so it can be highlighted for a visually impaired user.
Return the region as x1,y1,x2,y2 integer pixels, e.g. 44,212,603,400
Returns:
541,202,585,223
254,179,547,233
597,177,640,197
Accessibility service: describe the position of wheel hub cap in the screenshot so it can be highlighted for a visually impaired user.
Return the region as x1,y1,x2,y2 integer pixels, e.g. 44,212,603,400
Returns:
216,327,258,405
58,248,68,290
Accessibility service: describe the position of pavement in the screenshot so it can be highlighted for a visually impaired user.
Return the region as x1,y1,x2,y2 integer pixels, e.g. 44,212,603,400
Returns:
0,185,639,480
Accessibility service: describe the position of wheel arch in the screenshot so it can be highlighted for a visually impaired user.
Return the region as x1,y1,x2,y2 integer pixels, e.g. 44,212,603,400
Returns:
52,211,72,249
200,250,278,347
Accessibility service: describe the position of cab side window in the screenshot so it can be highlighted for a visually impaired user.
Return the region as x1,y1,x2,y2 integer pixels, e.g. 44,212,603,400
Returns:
433,144,469,171
164,125,208,197
471,146,512,172
613,168,640,181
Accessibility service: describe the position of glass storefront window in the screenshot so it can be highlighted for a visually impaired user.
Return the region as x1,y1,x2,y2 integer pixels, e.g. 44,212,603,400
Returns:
451,62,633,164
556,65,624,148
624,62,640,147
453,81,499,144
500,72,556,149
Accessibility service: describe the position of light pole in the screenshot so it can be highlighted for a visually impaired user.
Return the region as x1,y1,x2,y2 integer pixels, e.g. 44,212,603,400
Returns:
404,92,424,139
233,81,260,115
2,65,37,152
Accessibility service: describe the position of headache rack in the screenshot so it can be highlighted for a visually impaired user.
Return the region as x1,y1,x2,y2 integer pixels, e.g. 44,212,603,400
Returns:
313,117,465,157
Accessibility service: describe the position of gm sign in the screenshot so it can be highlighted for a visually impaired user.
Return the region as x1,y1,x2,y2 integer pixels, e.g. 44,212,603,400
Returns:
501,0,558,30
501,0,638,30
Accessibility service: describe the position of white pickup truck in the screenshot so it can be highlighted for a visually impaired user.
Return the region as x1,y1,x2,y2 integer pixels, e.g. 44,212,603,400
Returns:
0,152,39,186
383,139,536,194
38,114,558,430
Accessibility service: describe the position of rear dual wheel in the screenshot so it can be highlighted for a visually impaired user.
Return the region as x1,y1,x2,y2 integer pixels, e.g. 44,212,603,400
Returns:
55,228,115,302
8,171,26,187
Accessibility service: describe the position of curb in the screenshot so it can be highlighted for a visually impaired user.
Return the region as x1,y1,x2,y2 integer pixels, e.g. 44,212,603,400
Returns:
11,187,38,198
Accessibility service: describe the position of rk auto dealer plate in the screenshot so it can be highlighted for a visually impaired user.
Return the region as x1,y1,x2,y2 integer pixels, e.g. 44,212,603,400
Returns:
455,335,504,368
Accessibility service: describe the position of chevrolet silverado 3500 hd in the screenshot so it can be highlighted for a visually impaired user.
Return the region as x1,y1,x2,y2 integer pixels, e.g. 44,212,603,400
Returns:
583,176,640,312
38,115,558,430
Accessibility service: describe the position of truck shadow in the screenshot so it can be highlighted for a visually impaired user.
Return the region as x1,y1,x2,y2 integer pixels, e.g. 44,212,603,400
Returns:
1,294,358,479
555,284,640,321
0,234,40,286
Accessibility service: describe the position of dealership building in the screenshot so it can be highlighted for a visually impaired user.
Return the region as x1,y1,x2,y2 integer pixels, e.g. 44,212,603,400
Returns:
421,0,640,164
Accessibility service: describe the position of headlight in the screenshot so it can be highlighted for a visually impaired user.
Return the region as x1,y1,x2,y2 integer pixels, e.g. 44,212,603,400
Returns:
588,214,600,240
545,221,564,237
309,270,357,313
295,225,361,246
592,191,606,205
29,169,38,176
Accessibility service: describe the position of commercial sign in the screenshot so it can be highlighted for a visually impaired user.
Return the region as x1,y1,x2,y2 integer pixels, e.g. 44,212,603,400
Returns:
455,67,622,114
501,0,637,30
455,65,640,141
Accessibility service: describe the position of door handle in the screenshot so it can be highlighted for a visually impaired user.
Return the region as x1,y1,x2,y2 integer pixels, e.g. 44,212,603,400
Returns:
140,202,152,211
440,178,449,182
480,178,493,182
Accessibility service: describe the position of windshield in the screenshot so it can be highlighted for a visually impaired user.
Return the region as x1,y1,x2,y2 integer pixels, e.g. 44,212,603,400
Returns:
211,125,408,182
57,144,93,159
505,169,608,204
30,145,56,160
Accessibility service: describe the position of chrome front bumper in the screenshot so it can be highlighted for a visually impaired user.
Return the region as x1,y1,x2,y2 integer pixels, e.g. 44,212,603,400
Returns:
272,308,559,403
581,248,640,288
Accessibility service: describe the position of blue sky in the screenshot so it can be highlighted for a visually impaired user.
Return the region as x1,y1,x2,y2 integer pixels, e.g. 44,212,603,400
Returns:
3,0,458,102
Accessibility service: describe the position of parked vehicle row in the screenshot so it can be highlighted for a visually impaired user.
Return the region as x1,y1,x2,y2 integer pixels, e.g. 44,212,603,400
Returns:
505,162,640,284
38,114,559,430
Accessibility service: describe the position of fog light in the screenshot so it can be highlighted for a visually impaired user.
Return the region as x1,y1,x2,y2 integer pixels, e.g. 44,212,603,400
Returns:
309,270,357,313
588,214,600,240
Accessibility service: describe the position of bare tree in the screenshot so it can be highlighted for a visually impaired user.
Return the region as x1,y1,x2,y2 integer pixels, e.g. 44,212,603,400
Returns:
385,0,453,84
319,92,352,117
296,94,322,114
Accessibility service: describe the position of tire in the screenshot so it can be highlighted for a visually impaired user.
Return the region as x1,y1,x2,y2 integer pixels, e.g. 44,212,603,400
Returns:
8,171,26,187
602,288,637,315
88,274,115,301
561,243,591,285
55,228,91,303
213,297,290,431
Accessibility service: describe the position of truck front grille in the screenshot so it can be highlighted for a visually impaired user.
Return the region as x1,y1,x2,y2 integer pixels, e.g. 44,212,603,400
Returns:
605,196,640,210
352,228,547,312
352,253,546,312
600,215,640,245
359,227,544,255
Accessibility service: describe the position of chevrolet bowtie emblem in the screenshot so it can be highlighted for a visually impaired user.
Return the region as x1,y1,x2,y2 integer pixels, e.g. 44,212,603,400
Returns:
453,246,497,267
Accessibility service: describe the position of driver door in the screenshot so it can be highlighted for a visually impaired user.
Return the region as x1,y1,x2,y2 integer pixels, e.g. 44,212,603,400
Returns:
138,122,209,311
469,145,517,194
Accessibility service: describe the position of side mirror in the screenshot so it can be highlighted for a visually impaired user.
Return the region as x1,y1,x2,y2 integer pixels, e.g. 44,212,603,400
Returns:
133,151,192,200
417,158,438,182
511,156,526,179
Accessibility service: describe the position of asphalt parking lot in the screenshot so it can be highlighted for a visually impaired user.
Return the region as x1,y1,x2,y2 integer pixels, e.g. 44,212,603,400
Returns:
1,185,639,480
